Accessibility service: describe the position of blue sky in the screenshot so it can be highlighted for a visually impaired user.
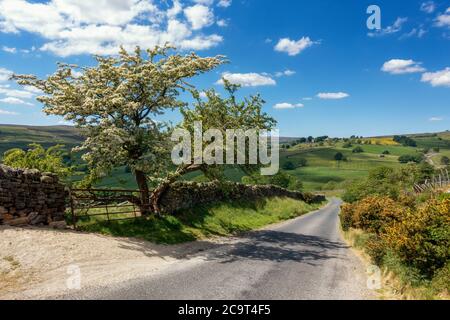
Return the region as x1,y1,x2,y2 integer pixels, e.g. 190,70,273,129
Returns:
0,0,449,137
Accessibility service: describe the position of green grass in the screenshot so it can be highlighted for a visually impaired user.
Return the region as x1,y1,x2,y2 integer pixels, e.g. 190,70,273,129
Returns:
77,197,324,244
0,124,83,158
281,145,410,191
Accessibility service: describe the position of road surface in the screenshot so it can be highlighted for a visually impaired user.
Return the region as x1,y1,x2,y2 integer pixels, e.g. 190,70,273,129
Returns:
65,198,375,300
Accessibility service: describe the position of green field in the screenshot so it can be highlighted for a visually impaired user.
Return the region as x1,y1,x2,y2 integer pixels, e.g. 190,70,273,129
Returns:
0,124,83,156
281,145,407,191
1,124,450,192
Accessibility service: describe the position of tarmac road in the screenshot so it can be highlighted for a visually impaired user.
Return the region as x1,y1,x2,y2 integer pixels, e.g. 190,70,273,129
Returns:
64,198,375,300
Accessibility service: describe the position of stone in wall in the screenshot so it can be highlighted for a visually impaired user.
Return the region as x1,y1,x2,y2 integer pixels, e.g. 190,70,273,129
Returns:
159,180,326,214
0,165,67,228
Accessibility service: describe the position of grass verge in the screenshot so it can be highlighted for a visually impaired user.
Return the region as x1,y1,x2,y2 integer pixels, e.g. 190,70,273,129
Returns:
342,228,449,300
78,197,325,245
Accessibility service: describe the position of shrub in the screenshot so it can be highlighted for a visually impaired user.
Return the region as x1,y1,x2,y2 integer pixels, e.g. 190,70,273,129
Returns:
321,181,338,191
342,142,353,148
431,262,450,294
382,150,390,155
340,203,355,231
297,158,308,167
2,143,72,179
348,196,406,234
382,198,450,278
399,154,423,164
282,161,296,171
393,135,417,147
352,146,364,153
365,235,387,265
334,152,344,161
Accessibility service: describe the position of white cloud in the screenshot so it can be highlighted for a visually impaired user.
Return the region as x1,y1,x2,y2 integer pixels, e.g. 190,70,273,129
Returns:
217,72,276,87
184,4,214,30
194,0,214,5
167,0,183,18
302,97,313,101
381,59,426,74
0,67,13,81
421,1,436,14
435,8,450,28
275,69,296,77
317,92,349,100
421,67,450,87
0,97,33,105
400,27,427,39
274,103,304,110
179,34,223,50
217,0,232,8
2,46,16,53
0,0,223,57
23,85,43,94
0,86,35,99
0,108,18,115
274,37,316,56
368,17,408,37
429,116,443,121
216,19,228,27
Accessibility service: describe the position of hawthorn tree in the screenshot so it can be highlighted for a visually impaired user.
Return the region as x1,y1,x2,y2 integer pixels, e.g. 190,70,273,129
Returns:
150,81,277,214
13,45,224,215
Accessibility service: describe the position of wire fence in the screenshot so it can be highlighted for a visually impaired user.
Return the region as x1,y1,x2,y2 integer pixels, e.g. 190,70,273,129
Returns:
413,169,450,194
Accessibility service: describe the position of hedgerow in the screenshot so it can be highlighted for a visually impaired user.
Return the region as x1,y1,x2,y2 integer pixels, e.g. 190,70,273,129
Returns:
340,195,450,283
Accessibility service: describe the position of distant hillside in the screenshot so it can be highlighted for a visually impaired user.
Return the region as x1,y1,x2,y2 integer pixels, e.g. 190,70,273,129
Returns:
1,124,450,191
0,124,84,158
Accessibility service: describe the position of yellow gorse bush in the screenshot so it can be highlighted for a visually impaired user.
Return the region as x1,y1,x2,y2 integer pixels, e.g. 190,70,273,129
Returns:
341,195,450,278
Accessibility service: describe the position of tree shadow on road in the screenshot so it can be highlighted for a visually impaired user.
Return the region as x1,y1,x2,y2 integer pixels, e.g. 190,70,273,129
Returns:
209,230,348,266
111,228,348,266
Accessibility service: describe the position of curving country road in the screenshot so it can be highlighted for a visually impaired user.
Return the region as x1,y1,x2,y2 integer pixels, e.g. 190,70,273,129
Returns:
66,198,375,300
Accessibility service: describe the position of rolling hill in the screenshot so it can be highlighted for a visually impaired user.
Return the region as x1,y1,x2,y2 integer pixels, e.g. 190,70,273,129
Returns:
1,124,449,191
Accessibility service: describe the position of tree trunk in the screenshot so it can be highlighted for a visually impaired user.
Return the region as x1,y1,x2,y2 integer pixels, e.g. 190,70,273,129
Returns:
135,169,151,215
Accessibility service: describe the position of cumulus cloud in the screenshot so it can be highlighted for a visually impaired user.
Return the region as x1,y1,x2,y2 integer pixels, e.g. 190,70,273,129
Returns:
216,72,276,87
368,17,408,37
316,92,349,100
381,59,426,74
0,86,34,99
217,0,232,8
216,19,228,27
429,116,443,121
435,7,450,28
273,103,304,110
275,69,296,77
2,46,16,53
0,67,13,81
0,0,224,57
421,1,436,14
274,37,316,56
421,67,450,87
184,4,214,30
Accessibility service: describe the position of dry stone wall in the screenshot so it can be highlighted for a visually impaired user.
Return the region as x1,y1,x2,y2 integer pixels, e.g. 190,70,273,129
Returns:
0,165,67,228
159,181,326,214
